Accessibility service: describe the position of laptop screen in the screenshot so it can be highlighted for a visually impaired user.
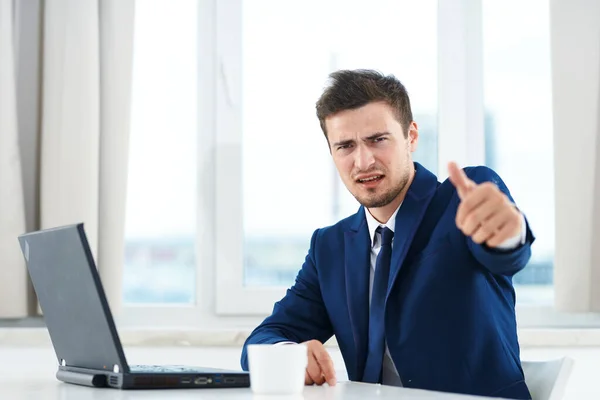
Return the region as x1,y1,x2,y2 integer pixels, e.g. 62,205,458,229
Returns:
18,224,129,373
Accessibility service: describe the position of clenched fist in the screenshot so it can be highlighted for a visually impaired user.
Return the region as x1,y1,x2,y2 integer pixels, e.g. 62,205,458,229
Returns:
302,340,337,386
448,162,522,248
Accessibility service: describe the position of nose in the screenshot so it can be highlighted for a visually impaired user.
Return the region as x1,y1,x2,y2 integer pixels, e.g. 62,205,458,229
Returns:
354,143,375,171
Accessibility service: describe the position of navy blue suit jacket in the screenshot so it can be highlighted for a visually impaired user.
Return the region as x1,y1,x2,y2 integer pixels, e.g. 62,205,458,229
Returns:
241,163,534,399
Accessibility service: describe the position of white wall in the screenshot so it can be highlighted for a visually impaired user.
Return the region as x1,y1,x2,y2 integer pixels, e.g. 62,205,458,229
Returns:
551,0,600,312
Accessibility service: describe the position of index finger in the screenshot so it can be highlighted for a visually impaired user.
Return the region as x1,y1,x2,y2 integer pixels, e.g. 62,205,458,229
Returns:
447,161,475,199
312,345,337,386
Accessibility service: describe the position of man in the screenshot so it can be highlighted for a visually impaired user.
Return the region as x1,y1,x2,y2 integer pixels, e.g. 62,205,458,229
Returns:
240,69,534,399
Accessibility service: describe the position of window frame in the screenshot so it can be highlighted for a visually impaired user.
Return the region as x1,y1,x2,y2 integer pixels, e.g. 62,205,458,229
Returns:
214,0,491,315
119,0,600,330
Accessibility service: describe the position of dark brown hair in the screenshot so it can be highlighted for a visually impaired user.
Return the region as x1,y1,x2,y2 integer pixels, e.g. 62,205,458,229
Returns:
315,69,413,141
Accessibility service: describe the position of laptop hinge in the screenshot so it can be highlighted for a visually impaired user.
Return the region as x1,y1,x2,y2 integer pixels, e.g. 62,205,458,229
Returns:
56,369,108,387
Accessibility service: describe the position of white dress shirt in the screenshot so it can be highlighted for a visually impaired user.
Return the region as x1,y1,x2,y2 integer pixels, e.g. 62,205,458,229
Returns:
364,204,527,386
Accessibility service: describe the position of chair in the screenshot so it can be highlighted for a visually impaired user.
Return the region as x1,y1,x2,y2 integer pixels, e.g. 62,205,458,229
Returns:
521,357,574,400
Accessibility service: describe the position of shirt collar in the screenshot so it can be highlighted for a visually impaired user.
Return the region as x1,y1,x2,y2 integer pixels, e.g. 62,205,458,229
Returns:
365,203,402,248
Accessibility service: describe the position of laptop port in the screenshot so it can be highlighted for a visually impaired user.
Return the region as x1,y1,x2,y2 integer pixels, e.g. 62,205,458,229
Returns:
180,377,192,384
224,378,236,384
194,377,208,385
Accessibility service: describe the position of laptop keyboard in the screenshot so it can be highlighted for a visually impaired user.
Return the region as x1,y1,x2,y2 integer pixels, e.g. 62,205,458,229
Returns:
129,365,232,374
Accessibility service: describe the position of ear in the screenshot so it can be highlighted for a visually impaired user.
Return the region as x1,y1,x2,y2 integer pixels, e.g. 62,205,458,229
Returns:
407,121,419,152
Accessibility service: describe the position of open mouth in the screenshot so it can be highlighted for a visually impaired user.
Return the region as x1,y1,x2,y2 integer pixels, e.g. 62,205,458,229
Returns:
356,175,384,184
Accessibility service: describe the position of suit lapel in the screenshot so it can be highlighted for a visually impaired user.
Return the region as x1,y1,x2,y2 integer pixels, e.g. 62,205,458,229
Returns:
386,163,438,301
344,208,370,381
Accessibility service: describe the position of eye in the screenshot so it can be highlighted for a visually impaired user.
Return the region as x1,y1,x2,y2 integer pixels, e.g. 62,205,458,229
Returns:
337,144,352,151
373,137,386,143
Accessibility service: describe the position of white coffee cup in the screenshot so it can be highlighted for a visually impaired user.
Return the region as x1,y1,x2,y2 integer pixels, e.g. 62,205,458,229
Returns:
247,343,308,395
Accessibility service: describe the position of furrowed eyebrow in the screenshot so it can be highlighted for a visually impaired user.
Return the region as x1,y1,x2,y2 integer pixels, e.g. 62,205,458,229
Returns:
332,132,390,148
364,132,390,141
332,139,354,148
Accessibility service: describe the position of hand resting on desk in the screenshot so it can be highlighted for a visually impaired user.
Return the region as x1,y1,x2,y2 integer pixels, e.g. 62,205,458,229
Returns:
302,340,337,387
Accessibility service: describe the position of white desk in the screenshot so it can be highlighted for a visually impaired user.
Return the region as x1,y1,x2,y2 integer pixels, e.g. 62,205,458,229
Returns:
0,347,505,399
1,380,504,399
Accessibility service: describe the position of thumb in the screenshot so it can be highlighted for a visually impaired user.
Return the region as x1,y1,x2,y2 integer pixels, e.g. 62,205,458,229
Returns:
447,161,475,199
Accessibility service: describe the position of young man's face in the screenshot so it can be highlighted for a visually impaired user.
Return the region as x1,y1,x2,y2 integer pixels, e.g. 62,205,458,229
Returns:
325,101,418,211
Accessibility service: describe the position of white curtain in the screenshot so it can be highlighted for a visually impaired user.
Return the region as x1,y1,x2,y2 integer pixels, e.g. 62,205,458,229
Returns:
0,0,29,318
0,0,135,317
41,0,135,314
551,0,600,312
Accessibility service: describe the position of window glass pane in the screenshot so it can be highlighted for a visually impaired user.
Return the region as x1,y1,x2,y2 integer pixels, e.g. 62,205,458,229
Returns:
124,0,197,303
483,0,554,304
242,0,438,286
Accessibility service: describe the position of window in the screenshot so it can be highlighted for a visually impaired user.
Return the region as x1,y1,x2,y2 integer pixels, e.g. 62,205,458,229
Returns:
120,0,559,321
124,0,198,304
241,0,438,288
482,0,554,305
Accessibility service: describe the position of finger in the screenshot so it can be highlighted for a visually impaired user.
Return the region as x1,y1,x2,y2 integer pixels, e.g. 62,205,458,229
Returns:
455,182,498,229
312,345,337,386
470,216,500,244
485,209,521,248
460,194,505,237
469,203,506,243
306,353,326,385
305,371,314,385
447,161,476,199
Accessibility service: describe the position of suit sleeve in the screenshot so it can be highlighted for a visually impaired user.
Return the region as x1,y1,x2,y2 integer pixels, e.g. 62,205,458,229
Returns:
463,166,536,277
240,229,334,371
